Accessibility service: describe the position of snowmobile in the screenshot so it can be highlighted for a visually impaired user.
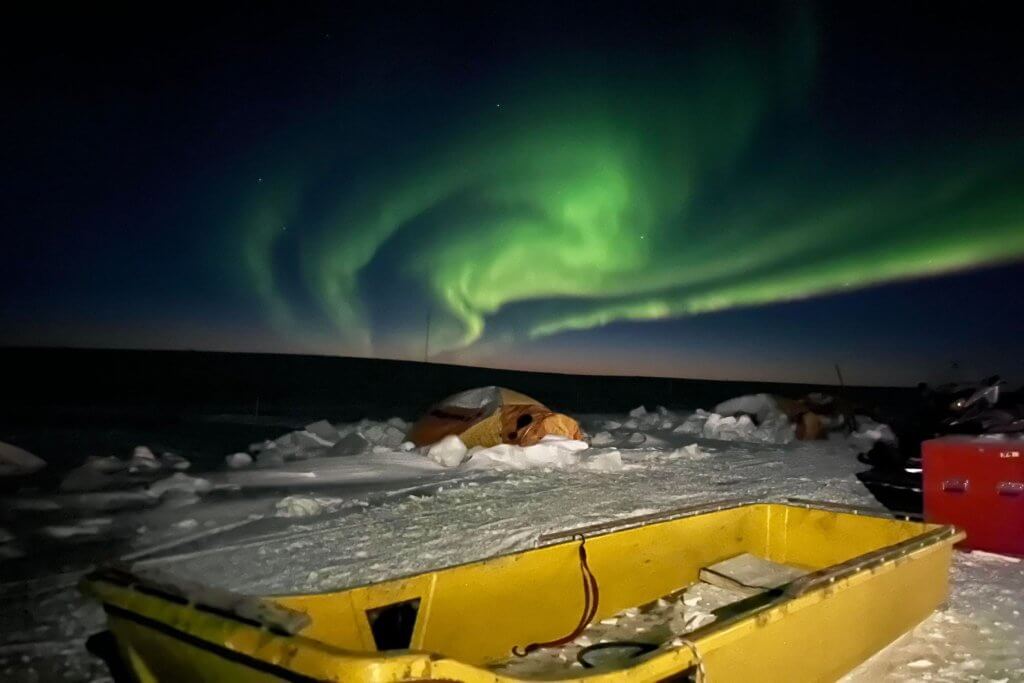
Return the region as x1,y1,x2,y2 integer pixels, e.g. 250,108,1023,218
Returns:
857,376,1024,513
942,377,1024,434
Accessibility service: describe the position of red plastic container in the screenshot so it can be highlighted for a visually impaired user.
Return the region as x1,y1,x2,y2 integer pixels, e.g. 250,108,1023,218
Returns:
923,436,1024,556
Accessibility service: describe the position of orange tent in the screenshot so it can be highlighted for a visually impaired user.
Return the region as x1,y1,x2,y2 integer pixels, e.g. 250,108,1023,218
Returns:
407,386,583,448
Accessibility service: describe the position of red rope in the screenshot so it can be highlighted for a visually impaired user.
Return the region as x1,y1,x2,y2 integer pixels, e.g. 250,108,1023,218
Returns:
513,534,599,657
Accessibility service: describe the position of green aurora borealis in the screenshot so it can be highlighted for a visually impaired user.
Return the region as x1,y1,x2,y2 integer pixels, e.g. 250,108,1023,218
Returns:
237,15,1024,362
7,4,1024,383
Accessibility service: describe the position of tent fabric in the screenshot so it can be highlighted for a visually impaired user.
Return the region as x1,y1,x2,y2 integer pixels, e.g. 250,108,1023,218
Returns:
775,397,829,440
407,387,583,448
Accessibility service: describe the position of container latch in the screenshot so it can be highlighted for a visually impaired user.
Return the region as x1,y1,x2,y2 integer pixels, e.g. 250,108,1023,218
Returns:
941,478,969,493
996,481,1024,497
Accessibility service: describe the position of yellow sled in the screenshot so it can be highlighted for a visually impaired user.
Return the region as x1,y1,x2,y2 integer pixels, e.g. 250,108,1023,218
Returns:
81,499,962,682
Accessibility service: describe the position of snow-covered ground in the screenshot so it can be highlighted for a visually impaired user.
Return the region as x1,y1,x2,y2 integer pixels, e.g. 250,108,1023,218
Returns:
1,407,1020,682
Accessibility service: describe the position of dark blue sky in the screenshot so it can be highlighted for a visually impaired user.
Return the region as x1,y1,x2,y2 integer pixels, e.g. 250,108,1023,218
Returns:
3,3,1023,385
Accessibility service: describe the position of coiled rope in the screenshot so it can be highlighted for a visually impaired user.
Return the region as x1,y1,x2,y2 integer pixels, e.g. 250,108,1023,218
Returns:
512,534,599,656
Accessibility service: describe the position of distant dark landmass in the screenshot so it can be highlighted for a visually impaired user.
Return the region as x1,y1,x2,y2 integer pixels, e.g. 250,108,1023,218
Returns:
0,347,915,471
2,347,914,420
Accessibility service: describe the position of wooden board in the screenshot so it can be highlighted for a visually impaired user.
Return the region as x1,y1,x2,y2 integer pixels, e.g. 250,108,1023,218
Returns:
699,553,808,596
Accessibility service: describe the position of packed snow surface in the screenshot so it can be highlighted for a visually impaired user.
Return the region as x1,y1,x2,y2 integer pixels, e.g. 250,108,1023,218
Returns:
0,406,1020,682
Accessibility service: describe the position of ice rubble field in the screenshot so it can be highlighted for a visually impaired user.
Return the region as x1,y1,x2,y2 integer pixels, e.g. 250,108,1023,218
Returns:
1,406,1021,682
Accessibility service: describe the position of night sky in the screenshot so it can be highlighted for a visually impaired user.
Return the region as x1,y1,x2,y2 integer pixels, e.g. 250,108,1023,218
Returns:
4,3,1024,385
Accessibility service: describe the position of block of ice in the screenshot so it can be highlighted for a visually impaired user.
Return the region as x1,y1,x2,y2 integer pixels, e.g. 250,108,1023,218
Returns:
129,446,161,472
304,420,341,444
160,452,191,470
226,452,253,468
425,435,468,467
328,432,371,457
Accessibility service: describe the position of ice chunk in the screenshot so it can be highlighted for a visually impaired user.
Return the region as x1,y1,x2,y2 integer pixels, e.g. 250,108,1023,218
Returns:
714,393,781,424
627,432,646,445
270,432,301,455
267,430,331,459
304,420,340,444
290,444,328,461
751,414,795,444
275,495,345,518
673,414,706,435
328,431,371,456
226,452,253,468
149,473,213,498
849,416,898,449
638,411,663,429
700,395,799,444
590,431,615,446
174,519,199,531
697,411,793,445
426,435,469,467
129,446,161,472
671,443,711,460
160,452,191,471
704,414,756,441
629,406,648,418
292,430,333,449
361,422,406,448
670,610,716,634
602,420,622,430
399,441,416,452
386,416,409,431
0,440,47,477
